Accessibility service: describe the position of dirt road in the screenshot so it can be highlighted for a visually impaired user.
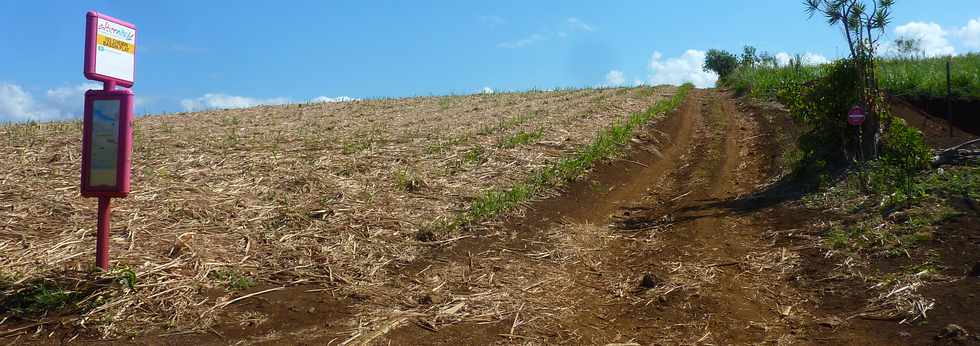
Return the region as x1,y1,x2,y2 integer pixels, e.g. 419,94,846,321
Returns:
341,89,825,344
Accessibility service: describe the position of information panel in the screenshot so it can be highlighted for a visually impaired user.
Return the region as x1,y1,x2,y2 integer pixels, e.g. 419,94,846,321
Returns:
81,89,133,198
90,100,121,187
84,12,136,86
94,18,136,82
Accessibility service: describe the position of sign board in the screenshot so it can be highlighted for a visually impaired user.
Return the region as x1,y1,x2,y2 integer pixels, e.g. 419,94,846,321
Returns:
848,105,865,126
81,89,133,198
84,12,136,88
81,11,137,271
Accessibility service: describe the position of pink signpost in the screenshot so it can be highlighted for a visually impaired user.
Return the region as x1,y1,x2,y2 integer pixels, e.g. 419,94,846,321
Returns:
81,11,136,270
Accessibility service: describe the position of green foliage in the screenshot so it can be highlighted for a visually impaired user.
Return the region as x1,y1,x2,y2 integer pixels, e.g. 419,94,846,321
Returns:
114,267,138,290
804,0,894,60
938,165,980,201
825,226,852,249
703,49,739,81
728,53,980,101
209,269,256,291
877,118,932,200
822,217,931,257
893,37,924,59
394,169,426,192
463,145,486,165
740,45,758,67
478,112,537,136
498,129,544,148
462,85,693,224
726,63,824,98
779,60,862,165
736,58,932,197
879,53,980,100
0,281,84,315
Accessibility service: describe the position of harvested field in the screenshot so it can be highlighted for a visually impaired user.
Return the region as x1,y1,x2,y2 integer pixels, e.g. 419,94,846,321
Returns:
0,86,681,337
4,86,975,345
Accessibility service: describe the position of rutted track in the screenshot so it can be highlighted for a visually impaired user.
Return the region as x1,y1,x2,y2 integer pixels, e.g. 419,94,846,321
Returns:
354,89,822,344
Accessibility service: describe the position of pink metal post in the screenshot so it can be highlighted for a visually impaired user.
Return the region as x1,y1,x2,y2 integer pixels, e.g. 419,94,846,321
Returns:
81,11,136,271
96,197,111,270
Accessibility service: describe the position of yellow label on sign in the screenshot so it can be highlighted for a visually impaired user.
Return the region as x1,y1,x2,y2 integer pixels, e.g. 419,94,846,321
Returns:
97,34,135,54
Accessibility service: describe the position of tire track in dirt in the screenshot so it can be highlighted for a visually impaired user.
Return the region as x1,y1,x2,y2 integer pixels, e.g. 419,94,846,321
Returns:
352,89,823,345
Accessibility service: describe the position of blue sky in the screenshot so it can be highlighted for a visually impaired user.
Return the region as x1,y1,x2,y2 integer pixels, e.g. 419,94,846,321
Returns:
2,0,979,122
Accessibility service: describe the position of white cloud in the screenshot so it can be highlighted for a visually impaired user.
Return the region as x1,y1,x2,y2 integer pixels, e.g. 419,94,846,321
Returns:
180,93,289,112
480,87,494,94
773,52,830,66
894,21,955,57
0,83,43,121
567,17,595,32
802,52,830,65
312,96,357,103
497,33,547,49
0,82,106,122
647,50,718,88
605,70,626,86
959,18,980,49
45,82,101,115
775,52,793,66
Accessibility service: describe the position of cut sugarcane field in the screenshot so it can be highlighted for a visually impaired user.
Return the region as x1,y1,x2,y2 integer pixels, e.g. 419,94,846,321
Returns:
1,1,978,345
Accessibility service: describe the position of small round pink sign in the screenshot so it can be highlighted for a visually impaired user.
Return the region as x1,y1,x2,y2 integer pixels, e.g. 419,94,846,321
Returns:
847,105,865,126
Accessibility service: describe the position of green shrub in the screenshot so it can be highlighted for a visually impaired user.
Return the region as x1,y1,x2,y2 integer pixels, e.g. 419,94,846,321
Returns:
703,49,739,82
874,118,932,203
780,60,862,166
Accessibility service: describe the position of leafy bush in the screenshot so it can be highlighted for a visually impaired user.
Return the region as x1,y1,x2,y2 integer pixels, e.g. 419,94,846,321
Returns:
778,60,862,166
873,118,933,203
703,49,739,82
759,59,932,196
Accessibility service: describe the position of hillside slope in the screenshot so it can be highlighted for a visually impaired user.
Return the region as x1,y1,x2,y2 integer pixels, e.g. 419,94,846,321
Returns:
0,86,680,337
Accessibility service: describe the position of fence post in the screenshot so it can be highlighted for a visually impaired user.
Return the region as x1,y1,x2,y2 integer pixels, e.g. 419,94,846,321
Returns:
947,56,953,137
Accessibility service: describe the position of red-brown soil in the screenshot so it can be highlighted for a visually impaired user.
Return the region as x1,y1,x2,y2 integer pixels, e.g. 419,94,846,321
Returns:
890,96,977,149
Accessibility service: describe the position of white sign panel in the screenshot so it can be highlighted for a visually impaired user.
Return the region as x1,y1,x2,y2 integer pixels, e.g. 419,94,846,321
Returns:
90,100,120,187
94,18,136,83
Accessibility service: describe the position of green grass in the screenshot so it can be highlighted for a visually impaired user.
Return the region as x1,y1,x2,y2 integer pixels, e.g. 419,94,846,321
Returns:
209,269,256,290
879,53,980,100
463,145,486,165
726,64,824,99
726,53,980,101
394,169,426,192
813,160,978,257
498,129,544,148
478,112,539,136
1,283,83,314
457,84,692,225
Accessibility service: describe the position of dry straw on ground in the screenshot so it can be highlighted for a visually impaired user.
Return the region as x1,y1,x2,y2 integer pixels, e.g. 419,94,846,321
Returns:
0,86,675,337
